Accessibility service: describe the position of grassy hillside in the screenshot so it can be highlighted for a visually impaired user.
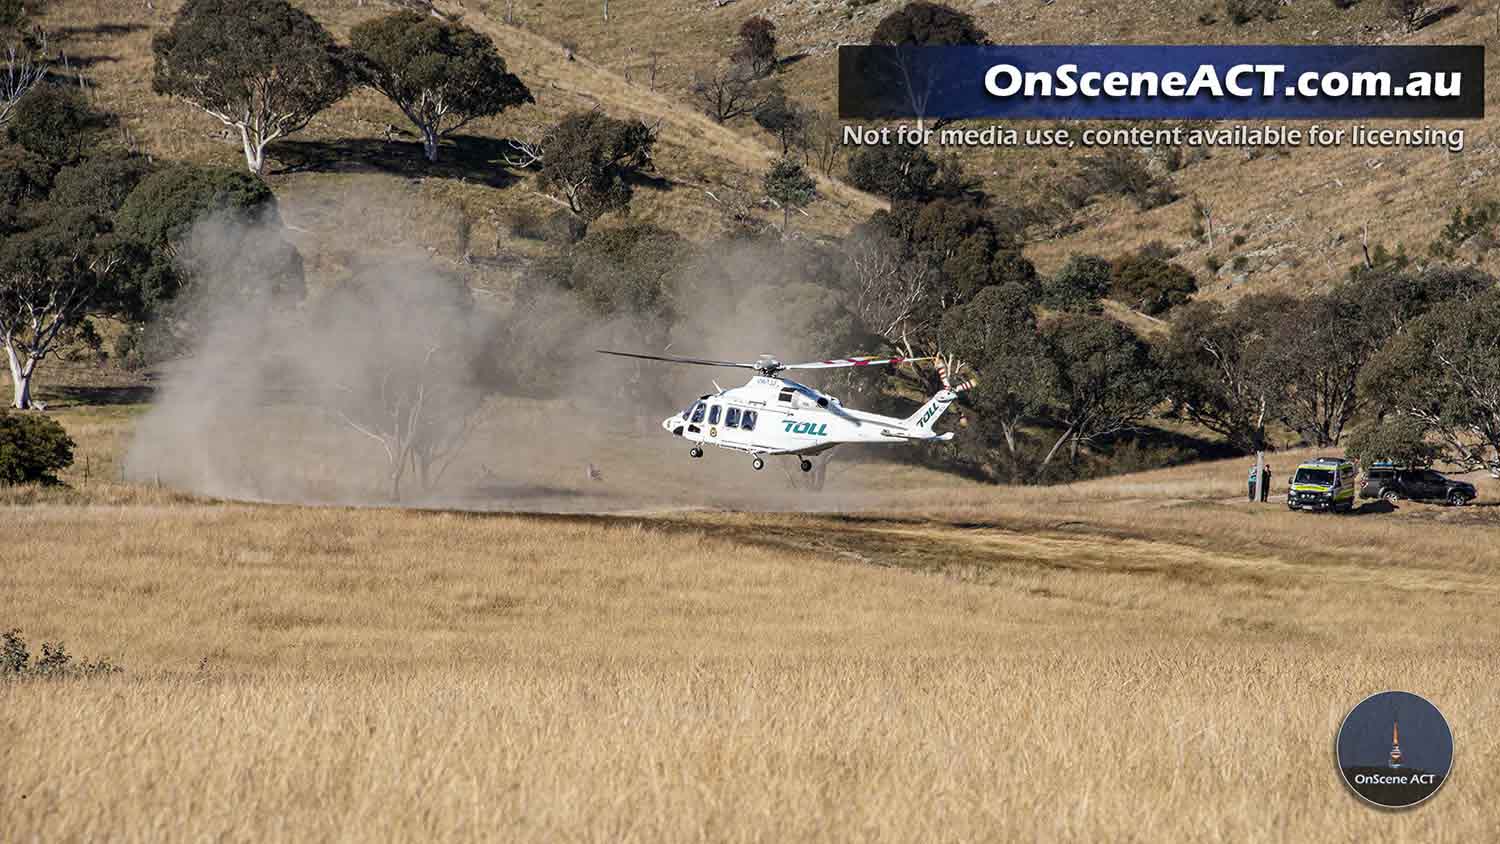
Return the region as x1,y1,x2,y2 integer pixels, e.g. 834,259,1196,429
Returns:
40,0,886,299
520,0,1500,295
42,0,1500,304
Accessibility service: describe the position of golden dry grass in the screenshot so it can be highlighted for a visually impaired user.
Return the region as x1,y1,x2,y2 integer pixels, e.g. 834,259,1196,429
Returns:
4,407,1500,841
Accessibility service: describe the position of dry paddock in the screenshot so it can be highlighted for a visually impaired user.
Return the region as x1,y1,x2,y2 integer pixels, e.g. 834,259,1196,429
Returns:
3,500,1498,841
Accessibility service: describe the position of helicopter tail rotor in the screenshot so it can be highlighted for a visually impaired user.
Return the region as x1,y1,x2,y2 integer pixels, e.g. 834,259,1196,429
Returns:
934,354,976,394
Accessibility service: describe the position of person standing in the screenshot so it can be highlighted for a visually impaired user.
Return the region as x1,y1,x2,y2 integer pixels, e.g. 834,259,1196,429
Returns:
1261,463,1273,501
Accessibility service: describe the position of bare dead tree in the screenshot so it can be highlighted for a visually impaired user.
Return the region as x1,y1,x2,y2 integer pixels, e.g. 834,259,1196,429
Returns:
646,50,663,91
0,36,48,130
841,228,931,343
802,110,844,176
689,63,769,123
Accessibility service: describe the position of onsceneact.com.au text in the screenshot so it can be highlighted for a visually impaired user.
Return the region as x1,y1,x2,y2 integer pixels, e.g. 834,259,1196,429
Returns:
983,63,1464,100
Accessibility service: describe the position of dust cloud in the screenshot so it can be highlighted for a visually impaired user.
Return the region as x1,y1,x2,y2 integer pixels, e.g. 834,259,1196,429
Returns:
125,194,934,513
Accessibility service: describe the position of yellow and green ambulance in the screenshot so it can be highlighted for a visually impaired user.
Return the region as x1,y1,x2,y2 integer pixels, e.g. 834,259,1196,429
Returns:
1286,457,1358,513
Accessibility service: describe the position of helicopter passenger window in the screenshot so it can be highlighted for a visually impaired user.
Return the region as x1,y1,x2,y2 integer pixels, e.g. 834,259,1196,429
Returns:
708,405,721,425
689,402,705,424
725,407,741,428
741,410,757,431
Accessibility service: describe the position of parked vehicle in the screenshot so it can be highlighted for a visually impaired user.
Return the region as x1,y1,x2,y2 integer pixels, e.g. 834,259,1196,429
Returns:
1287,457,1357,513
1361,467,1477,506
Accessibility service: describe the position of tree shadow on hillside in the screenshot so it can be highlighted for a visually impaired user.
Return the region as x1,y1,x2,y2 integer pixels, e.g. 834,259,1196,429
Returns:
624,168,675,194
270,134,525,189
777,53,810,71
55,22,149,38
38,384,155,408
1417,4,1463,29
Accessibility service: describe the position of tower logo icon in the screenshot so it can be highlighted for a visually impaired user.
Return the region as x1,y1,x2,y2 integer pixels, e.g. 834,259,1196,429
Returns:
1337,690,1452,809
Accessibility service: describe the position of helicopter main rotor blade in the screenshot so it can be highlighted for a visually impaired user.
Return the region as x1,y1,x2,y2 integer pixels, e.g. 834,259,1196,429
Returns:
782,355,933,370
596,350,758,370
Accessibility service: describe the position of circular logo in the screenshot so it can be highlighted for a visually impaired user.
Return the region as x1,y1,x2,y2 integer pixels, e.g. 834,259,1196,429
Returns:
1336,690,1452,809
708,426,717,437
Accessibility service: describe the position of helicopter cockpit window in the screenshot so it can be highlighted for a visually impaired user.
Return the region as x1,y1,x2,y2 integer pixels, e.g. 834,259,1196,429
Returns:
725,407,741,428
741,410,757,431
689,402,705,424
708,405,721,425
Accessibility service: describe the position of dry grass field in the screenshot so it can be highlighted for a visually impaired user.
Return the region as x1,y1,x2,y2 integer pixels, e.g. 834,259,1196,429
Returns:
4,405,1500,841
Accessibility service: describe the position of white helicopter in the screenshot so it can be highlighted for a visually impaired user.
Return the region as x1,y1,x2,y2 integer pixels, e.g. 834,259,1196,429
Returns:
598,349,975,473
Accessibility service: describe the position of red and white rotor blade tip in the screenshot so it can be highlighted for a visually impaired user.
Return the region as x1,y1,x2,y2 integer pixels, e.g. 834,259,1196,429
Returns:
784,355,933,370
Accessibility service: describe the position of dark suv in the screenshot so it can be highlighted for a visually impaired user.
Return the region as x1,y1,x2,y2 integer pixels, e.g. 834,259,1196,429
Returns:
1361,467,1477,506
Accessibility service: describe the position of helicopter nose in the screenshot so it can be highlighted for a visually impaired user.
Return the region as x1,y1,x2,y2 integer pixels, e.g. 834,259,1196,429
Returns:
663,416,680,435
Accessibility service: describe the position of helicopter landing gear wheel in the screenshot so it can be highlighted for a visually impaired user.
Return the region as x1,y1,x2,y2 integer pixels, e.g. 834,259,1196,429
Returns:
752,457,765,471
800,459,813,473
689,447,703,459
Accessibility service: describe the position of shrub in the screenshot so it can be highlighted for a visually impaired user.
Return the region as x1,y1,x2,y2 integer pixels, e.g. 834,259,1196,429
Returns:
1109,254,1199,315
1429,201,1500,261
1386,0,1426,30
506,208,550,241
1225,0,1281,23
1044,254,1112,312
543,209,586,244
1,629,121,678
0,410,74,484
1077,149,1177,210
1345,417,1440,468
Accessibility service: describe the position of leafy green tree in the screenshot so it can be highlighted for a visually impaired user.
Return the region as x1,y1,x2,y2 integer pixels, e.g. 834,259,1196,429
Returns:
1345,416,1440,469
350,11,533,163
764,156,815,236
0,147,163,407
115,164,304,306
0,408,73,483
1043,254,1112,313
0,142,54,233
1259,292,1368,447
1038,314,1161,475
860,199,1036,335
1345,266,1494,332
1158,295,1289,452
509,110,655,231
1361,288,1500,473
0,0,32,31
48,150,154,219
846,144,974,203
1109,253,1197,315
734,16,777,77
872,2,990,45
752,86,806,155
559,223,684,321
7,82,112,165
152,0,351,174
941,284,1055,465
